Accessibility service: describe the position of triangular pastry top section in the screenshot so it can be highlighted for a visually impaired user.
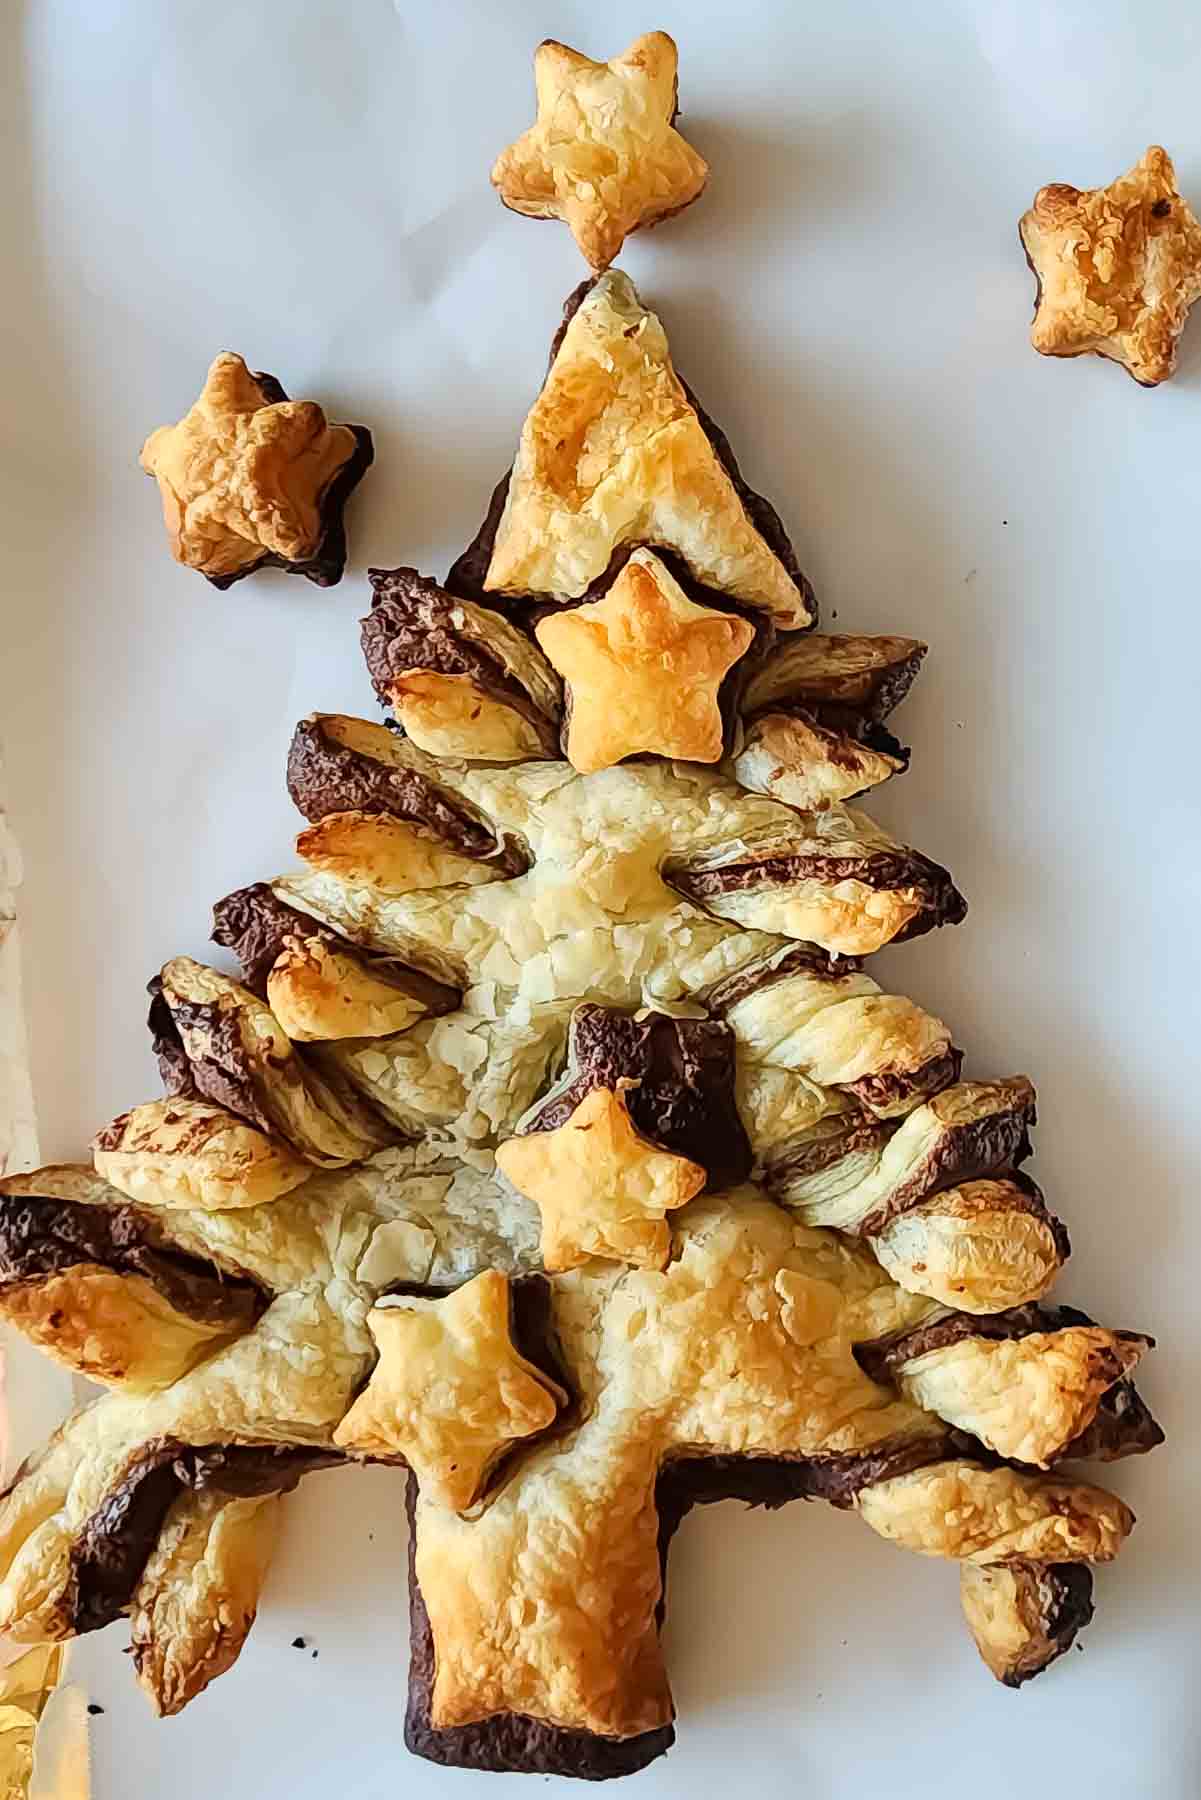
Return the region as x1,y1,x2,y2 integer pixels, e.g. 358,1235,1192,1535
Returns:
492,32,709,271
457,272,814,630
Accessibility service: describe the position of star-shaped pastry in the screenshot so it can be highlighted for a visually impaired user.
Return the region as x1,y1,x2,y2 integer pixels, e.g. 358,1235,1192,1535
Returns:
481,271,813,628
140,353,373,587
495,1085,706,1271
1020,145,1201,386
332,1270,562,1511
534,549,754,771
491,32,708,271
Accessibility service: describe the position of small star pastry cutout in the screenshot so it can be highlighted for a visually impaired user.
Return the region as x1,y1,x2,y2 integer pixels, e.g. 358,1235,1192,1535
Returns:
1020,145,1201,386
491,31,708,271
535,549,754,771
332,1270,562,1511
140,352,372,586
495,1085,706,1271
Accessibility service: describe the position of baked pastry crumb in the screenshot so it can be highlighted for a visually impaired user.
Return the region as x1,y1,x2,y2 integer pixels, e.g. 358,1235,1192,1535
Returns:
1020,145,1201,386
492,32,708,270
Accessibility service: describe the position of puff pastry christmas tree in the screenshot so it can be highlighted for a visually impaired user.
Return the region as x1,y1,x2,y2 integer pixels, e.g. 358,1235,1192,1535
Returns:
0,34,1162,1788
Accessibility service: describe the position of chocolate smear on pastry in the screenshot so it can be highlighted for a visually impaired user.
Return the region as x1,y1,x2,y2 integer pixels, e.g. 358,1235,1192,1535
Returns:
0,1193,266,1331
71,1442,342,1634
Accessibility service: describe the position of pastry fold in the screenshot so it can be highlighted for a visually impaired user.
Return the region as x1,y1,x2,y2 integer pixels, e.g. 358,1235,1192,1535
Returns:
734,633,927,808
212,881,459,1043
148,956,398,1167
855,1303,1158,1468
0,1165,266,1390
362,567,562,761
707,943,960,1120
92,1097,311,1212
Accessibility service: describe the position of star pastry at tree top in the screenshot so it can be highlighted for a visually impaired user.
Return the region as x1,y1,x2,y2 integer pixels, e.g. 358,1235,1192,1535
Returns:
534,549,755,770
491,31,709,271
1020,145,1201,386
140,352,373,587
496,1085,706,1270
449,272,814,630
332,1270,563,1509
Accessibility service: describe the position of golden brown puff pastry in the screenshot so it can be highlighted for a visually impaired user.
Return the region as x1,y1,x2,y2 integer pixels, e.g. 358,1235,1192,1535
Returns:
333,1272,564,1509
664,801,966,958
733,632,927,808
705,943,960,1120
139,353,372,587
210,881,460,1043
869,1175,1070,1312
131,1485,280,1716
959,1558,1095,1687
0,1164,266,1391
496,1086,706,1271
766,1077,1037,1233
855,1303,1154,1469
535,550,755,771
0,1161,1157,1771
265,732,970,1165
1020,146,1201,386
491,32,708,272
92,1097,311,1212
148,956,398,1167
362,566,563,762
481,272,813,628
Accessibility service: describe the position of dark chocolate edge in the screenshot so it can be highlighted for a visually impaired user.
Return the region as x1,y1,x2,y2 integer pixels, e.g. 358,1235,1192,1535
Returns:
0,1192,268,1328
70,1442,343,1635
210,880,460,1016
520,1005,753,1191
997,1561,1096,1689
362,567,562,754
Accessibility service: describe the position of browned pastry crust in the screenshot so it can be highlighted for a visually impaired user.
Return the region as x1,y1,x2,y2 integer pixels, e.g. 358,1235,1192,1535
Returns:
536,550,755,771
286,713,529,879
148,956,399,1166
491,32,709,272
211,881,459,1042
1020,145,1201,386
766,1077,1037,1235
139,353,373,586
446,275,814,630
362,567,562,761
868,1173,1070,1312
0,1166,266,1389
855,1303,1155,1468
333,1272,564,1508
92,1097,310,1212
665,805,966,957
704,943,960,1121
740,633,927,720
496,1086,707,1271
959,1558,1094,1687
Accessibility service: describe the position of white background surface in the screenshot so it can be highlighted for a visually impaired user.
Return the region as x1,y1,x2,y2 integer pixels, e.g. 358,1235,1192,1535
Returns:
2,1,1199,1795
